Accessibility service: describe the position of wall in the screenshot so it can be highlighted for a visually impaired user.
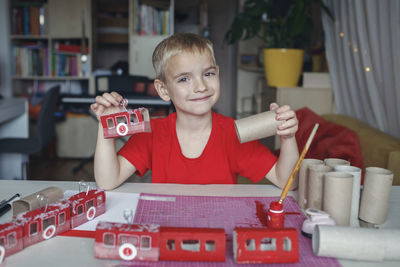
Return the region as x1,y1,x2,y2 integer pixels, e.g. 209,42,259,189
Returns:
0,0,11,97
209,0,238,118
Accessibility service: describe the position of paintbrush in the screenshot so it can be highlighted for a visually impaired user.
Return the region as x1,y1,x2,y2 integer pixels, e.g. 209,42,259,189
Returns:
278,123,319,204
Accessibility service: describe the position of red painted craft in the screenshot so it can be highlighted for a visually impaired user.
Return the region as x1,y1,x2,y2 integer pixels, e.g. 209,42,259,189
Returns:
0,188,106,264
159,227,226,262
100,107,151,139
233,227,299,264
94,221,160,261
0,221,24,263
68,189,106,228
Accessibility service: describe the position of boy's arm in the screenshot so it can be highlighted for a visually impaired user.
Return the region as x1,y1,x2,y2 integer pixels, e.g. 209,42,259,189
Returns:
265,103,299,189
91,92,137,190
94,123,136,190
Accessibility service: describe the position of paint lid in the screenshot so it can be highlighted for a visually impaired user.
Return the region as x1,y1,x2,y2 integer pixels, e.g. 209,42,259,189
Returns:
269,201,283,211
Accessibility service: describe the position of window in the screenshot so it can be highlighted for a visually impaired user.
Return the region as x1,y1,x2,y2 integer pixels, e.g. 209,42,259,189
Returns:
59,212,65,225
119,235,138,247
7,232,16,248
116,116,127,125
245,239,256,251
205,240,215,251
43,216,56,229
97,195,103,205
86,199,94,210
181,240,200,252
260,238,276,251
30,222,38,235
77,204,83,215
167,239,175,250
141,236,151,249
103,233,115,247
106,118,115,129
0,237,4,247
283,237,292,251
130,113,139,124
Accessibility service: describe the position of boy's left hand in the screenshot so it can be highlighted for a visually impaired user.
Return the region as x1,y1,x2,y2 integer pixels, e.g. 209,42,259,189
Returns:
270,103,298,139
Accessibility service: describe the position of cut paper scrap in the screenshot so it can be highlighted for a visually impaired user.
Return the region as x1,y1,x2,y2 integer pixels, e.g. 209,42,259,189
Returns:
131,193,340,267
61,191,140,238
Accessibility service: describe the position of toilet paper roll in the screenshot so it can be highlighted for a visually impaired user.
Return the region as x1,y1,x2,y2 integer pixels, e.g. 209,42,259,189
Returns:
312,225,400,261
324,158,350,168
297,158,324,209
234,110,283,143
334,165,362,227
323,172,353,226
359,167,393,224
307,165,333,209
12,186,64,216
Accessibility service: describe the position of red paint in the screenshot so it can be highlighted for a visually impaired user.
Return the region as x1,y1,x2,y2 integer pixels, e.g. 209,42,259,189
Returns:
267,201,285,229
255,201,268,227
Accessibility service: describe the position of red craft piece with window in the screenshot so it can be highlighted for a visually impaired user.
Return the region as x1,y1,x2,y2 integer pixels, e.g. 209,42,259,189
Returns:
159,227,226,262
15,202,71,248
94,221,160,261
233,227,299,264
68,189,106,229
0,221,23,264
100,108,151,139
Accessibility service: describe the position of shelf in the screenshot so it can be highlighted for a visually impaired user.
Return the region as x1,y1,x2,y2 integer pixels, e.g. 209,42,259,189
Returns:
238,65,264,73
10,35,49,39
13,76,90,80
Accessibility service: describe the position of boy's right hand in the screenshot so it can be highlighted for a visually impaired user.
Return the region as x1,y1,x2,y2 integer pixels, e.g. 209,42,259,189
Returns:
90,92,126,120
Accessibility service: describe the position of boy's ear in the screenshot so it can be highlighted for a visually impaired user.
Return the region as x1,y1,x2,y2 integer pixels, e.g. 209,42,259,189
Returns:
154,79,171,102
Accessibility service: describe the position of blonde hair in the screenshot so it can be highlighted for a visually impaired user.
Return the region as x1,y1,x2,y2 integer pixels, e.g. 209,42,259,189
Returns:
152,33,216,81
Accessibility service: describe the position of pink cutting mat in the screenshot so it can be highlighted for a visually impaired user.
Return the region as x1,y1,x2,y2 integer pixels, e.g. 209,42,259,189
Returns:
130,193,340,267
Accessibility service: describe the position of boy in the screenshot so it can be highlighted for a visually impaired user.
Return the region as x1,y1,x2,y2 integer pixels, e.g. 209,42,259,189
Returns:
91,33,299,190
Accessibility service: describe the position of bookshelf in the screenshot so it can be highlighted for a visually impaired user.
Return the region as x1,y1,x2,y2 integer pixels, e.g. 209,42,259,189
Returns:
8,0,93,96
128,0,174,78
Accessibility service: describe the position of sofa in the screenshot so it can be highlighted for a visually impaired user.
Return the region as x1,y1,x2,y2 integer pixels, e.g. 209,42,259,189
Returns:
322,113,400,185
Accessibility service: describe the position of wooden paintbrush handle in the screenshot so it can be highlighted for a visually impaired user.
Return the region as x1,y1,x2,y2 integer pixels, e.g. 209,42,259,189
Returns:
279,123,319,204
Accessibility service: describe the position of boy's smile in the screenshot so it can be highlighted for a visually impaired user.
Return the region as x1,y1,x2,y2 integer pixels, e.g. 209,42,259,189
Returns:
155,49,220,117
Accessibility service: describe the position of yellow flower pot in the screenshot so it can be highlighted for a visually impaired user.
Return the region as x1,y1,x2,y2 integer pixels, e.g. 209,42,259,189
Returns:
263,48,304,87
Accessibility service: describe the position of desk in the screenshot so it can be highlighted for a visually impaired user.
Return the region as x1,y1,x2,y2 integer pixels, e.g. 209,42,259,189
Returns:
0,180,399,267
0,98,28,179
61,95,171,106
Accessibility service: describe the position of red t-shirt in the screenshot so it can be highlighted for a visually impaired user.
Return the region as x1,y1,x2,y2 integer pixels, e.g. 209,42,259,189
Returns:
118,112,277,184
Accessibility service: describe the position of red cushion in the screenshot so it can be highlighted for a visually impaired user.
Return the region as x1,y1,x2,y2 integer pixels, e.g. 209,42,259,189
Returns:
294,107,363,181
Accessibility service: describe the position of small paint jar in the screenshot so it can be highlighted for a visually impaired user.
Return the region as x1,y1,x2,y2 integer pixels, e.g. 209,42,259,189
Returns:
267,201,285,228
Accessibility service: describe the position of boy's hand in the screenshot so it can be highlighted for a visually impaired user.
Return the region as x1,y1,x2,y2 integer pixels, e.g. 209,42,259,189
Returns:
270,103,298,139
90,92,126,120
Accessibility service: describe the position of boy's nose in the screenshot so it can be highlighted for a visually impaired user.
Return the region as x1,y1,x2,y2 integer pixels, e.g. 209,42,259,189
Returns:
194,78,207,93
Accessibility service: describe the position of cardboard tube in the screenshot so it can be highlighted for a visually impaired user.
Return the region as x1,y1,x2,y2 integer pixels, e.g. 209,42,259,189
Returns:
334,165,362,227
12,186,64,216
323,172,353,226
324,158,350,168
234,110,282,143
307,165,332,209
359,167,393,224
297,158,324,209
313,225,400,261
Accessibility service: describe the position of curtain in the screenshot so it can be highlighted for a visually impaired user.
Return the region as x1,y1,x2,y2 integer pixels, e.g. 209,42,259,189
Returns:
322,0,400,138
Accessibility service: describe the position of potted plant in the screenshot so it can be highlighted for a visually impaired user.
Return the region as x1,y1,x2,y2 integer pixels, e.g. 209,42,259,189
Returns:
226,0,332,87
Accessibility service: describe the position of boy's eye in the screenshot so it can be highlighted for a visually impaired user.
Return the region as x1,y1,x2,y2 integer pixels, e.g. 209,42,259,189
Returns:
178,77,188,83
205,72,215,77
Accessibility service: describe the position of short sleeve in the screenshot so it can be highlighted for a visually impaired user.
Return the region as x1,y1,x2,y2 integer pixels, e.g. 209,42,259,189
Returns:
118,131,153,176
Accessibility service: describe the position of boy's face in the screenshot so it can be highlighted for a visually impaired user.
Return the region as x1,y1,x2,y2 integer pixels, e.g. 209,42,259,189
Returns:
155,49,220,117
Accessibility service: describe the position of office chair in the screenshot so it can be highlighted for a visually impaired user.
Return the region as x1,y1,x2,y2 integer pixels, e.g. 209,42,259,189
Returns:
0,86,60,179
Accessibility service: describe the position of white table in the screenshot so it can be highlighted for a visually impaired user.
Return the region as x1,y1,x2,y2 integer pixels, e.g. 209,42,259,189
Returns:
0,98,29,179
0,180,399,267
